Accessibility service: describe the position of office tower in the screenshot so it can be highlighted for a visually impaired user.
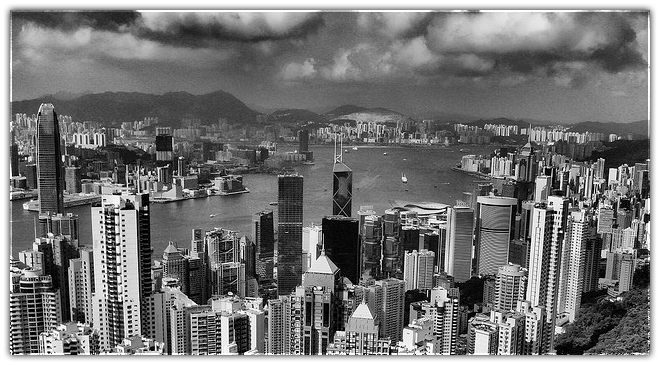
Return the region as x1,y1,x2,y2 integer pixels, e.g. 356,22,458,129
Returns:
382,209,402,278
10,268,60,355
277,173,304,295
361,214,383,281
162,242,188,292
155,128,174,167
177,156,186,176
204,228,245,298
583,237,602,293
425,286,461,354
516,300,545,355
253,210,275,280
508,239,529,269
403,249,435,291
36,103,64,214
401,225,421,253
332,150,353,217
298,129,309,152
526,196,567,354
422,231,441,270
65,166,82,193
475,196,517,276
302,224,322,272
595,158,605,179
91,192,153,351
618,253,636,294
326,301,391,355
597,206,614,234
33,234,78,323
322,215,360,284
68,247,94,324
38,323,100,355
36,212,79,242
605,252,623,280
374,278,405,343
239,236,257,280
445,204,474,283
557,210,588,322
494,264,526,312
10,126,19,176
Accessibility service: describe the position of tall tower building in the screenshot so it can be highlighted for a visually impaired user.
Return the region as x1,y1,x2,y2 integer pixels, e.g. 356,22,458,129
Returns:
322,215,360,284
68,247,94,324
10,268,60,355
36,103,64,214
557,210,588,322
445,204,474,282
253,210,275,280
298,129,309,153
374,278,405,343
277,173,304,295
402,249,435,291
426,286,461,354
361,214,383,281
494,264,527,312
302,224,322,272
475,196,517,276
332,133,353,217
525,196,567,354
91,192,153,351
382,209,402,278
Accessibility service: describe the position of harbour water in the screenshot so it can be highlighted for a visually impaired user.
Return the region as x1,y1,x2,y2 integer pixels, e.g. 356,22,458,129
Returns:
10,144,495,259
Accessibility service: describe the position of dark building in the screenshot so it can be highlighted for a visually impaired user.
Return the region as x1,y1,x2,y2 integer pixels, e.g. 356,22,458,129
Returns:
382,209,401,278
277,173,304,295
322,215,360,284
65,166,82,193
298,129,310,152
360,215,383,281
332,161,353,217
422,231,441,271
400,226,421,253
155,129,174,167
508,239,530,269
10,140,19,177
253,210,275,280
36,103,64,214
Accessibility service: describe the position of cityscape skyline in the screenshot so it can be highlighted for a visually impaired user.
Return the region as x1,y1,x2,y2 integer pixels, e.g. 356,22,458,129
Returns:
7,9,651,356
10,10,649,123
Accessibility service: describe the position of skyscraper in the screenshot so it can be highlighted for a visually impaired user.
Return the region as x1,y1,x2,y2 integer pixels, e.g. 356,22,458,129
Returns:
402,249,435,291
360,214,383,281
557,210,588,322
445,204,474,283
494,264,527,312
253,210,275,279
36,103,64,214
332,158,353,217
91,192,153,351
68,247,94,324
322,215,360,284
475,196,517,276
278,173,304,295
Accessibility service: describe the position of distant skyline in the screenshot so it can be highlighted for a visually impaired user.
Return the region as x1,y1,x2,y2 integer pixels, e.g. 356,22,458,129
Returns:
11,11,648,123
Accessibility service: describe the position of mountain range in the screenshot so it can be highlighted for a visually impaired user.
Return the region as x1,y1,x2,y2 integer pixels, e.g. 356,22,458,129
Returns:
11,90,648,137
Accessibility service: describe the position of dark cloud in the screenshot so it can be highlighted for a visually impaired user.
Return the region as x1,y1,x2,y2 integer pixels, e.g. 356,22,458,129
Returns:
133,12,325,47
12,11,140,32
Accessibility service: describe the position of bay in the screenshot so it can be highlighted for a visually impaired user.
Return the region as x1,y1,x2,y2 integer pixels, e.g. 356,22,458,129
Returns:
10,144,495,259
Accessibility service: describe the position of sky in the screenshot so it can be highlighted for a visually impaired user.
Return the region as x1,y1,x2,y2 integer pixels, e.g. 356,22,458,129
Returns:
10,10,649,123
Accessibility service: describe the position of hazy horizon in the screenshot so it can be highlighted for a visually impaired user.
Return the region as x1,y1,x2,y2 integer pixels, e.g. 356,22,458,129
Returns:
11,11,649,123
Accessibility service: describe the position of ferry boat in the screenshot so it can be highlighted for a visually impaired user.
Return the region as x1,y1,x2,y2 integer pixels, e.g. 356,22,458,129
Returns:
209,214,216,218
352,146,358,151
383,152,388,156
269,202,278,206
401,173,408,183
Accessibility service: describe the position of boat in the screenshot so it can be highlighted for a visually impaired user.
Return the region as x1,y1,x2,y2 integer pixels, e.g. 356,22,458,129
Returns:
401,173,408,183
269,202,278,206
302,161,315,165
383,152,388,156
352,146,358,151
209,214,216,218
344,149,349,153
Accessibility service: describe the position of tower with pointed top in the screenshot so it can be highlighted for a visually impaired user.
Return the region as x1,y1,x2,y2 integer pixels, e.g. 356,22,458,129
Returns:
332,133,353,217
36,103,64,214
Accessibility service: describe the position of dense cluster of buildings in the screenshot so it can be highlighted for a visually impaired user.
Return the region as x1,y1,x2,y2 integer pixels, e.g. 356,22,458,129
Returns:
9,103,650,355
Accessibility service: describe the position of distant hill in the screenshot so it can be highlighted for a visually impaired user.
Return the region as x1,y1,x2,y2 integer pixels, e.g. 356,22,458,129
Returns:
11,90,259,127
269,109,328,124
567,120,648,138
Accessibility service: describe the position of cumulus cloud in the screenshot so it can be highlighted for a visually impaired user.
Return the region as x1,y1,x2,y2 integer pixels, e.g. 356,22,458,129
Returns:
278,58,318,81
357,12,433,39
